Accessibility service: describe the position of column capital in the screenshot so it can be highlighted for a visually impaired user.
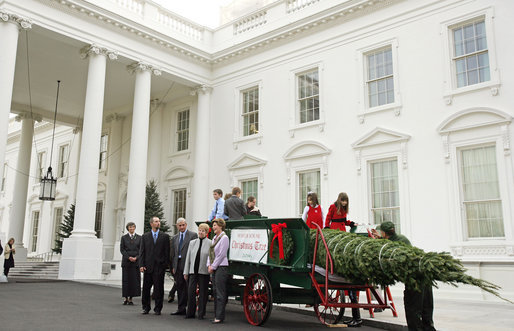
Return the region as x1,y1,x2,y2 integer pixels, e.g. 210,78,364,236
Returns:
0,10,32,29
105,113,125,123
127,61,161,76
80,44,118,60
190,84,212,96
14,112,41,122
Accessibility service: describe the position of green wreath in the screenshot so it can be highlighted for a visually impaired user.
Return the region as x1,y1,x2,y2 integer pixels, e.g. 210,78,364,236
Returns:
268,227,294,265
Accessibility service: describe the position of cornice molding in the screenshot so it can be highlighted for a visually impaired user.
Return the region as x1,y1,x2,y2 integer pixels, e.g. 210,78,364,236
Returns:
0,9,32,29
43,0,399,66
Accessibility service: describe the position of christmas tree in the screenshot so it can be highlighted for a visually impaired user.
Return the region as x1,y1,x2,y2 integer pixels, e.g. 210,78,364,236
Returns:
144,180,170,233
53,203,75,254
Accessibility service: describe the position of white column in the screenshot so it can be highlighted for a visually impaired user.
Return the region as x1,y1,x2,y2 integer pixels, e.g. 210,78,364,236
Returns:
191,85,212,223
59,45,117,280
0,12,31,209
102,114,123,261
8,114,35,261
125,62,161,232
147,100,162,182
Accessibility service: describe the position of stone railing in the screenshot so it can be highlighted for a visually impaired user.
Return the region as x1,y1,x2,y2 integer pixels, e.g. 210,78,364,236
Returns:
233,10,267,35
286,0,321,13
157,9,204,41
114,0,144,16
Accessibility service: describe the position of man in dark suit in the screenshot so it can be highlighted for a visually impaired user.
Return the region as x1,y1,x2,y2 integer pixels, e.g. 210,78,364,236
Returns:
169,218,198,315
139,217,170,315
224,186,247,220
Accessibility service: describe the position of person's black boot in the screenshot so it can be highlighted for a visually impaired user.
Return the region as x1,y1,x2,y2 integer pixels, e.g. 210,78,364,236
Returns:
347,318,362,327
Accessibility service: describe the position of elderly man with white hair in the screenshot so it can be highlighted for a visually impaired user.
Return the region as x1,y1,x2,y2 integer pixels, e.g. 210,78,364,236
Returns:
169,218,198,316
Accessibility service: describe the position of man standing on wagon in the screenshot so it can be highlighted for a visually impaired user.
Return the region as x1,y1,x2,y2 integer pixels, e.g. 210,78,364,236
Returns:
224,187,247,220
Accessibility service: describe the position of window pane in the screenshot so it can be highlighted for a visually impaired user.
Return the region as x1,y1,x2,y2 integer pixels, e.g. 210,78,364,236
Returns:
241,179,258,204
172,189,187,235
176,109,190,151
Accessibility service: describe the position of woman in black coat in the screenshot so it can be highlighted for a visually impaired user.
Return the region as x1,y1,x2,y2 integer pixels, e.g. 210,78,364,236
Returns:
120,222,141,305
4,238,15,277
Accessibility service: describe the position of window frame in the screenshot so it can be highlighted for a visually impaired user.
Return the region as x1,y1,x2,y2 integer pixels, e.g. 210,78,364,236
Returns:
297,169,321,216
168,102,193,158
456,142,506,241
99,134,109,171
289,63,325,136
176,108,190,152
241,86,260,137
240,178,259,205
95,200,104,238
356,39,402,121
31,210,40,253
52,207,64,249
57,143,70,179
171,188,187,235
441,8,500,103
368,157,401,232
233,81,263,146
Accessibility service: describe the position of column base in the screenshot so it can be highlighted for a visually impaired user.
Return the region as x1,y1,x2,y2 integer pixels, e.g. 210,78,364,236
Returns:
102,244,114,261
14,246,28,262
112,240,122,261
58,237,103,280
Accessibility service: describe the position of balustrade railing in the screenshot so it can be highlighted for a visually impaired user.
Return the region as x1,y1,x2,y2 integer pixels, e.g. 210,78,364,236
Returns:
233,10,267,35
114,0,144,16
286,0,321,13
27,251,57,262
158,10,204,41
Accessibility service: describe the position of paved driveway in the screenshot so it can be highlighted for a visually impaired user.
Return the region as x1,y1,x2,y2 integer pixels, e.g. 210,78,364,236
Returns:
0,279,385,330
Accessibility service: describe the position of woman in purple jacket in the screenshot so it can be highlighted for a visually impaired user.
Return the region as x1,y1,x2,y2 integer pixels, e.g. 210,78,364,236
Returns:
207,218,229,324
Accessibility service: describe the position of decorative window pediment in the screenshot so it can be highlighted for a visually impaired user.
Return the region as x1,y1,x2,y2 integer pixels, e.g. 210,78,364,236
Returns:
165,166,193,181
227,153,267,170
352,127,410,149
437,108,512,134
283,141,331,161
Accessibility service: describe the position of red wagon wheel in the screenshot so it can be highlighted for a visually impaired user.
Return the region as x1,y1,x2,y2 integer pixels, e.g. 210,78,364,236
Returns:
314,289,345,325
243,273,273,326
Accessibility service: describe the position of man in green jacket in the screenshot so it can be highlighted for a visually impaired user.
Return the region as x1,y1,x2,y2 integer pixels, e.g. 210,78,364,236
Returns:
374,222,436,331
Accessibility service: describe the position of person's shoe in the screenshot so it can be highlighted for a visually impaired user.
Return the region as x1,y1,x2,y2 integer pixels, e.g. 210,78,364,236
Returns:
347,319,362,327
211,319,223,324
184,315,195,319
141,310,150,315
197,316,204,320
154,311,161,315
170,310,186,315
128,301,134,305
374,308,384,313
341,316,353,323
168,295,175,303
123,300,128,305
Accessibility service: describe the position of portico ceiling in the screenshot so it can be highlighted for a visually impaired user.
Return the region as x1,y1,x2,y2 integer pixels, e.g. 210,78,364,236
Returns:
10,25,191,127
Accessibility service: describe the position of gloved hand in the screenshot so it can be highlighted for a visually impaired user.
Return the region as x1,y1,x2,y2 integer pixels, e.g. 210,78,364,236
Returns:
349,221,356,228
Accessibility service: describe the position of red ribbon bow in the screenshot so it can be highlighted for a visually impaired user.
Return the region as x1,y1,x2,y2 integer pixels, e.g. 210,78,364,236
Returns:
270,223,287,259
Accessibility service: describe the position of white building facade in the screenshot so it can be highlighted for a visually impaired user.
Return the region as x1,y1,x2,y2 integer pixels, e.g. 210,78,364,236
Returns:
0,0,513,302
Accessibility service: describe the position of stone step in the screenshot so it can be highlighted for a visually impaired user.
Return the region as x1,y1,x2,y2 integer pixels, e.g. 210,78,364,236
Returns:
6,262,60,279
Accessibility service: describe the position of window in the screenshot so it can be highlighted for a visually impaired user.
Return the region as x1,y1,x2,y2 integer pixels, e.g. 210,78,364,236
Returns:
297,69,319,124
172,189,187,234
176,109,190,152
459,145,504,238
242,87,259,136
1,163,7,192
366,47,394,108
58,145,69,178
95,201,103,238
99,134,108,170
52,207,63,249
370,159,400,232
31,211,40,253
297,170,320,215
37,152,45,180
452,19,489,88
241,179,258,204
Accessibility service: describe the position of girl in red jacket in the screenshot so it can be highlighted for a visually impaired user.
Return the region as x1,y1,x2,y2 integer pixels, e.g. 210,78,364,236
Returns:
325,192,355,231
301,192,324,229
